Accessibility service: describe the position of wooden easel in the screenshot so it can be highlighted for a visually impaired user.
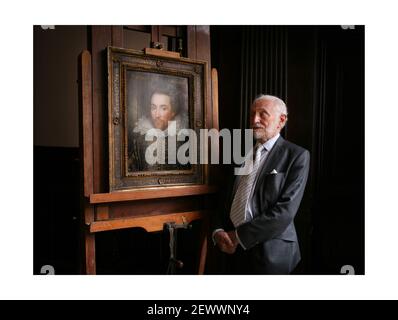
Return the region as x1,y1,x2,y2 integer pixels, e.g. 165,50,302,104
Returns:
78,47,219,274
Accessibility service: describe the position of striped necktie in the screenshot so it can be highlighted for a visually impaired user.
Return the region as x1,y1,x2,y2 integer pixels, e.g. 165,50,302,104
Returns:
230,143,264,227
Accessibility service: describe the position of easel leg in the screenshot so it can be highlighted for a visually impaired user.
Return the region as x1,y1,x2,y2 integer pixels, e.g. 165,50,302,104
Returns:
84,230,96,275
198,219,208,275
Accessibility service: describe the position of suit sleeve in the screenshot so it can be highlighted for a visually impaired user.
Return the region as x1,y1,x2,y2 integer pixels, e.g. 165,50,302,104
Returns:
236,149,310,249
211,167,236,232
210,171,233,231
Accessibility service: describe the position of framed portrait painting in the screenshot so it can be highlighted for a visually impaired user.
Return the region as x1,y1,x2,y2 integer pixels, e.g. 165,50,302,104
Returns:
107,46,207,191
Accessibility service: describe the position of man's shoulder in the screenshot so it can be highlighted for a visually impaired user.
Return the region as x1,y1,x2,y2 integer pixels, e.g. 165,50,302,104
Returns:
278,137,309,156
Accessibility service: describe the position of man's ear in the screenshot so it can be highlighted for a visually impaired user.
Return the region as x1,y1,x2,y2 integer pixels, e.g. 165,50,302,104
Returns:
280,114,287,128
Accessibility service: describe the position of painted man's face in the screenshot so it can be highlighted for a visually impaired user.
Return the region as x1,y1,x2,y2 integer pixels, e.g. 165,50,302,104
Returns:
150,93,176,131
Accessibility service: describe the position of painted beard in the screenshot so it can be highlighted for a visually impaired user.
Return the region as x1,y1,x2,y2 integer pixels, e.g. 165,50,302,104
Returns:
153,119,168,131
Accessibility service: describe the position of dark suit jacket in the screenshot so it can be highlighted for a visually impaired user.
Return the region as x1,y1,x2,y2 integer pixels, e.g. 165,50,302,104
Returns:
213,136,310,274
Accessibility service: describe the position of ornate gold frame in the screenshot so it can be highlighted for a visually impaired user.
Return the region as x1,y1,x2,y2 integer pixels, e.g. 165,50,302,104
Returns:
107,46,207,191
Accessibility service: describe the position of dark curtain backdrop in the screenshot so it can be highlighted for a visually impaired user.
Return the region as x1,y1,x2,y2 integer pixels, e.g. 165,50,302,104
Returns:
211,25,364,274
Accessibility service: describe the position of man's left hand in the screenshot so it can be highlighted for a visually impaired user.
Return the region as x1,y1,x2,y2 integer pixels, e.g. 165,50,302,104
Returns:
227,230,239,248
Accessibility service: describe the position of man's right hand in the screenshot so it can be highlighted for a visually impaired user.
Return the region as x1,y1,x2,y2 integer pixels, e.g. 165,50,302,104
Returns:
214,230,237,254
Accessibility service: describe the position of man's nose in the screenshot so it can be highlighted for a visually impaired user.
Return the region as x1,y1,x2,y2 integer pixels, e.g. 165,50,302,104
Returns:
251,113,260,124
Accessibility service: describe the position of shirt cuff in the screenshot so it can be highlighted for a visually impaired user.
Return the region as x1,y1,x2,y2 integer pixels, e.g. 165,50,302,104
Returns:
235,229,247,250
212,229,225,245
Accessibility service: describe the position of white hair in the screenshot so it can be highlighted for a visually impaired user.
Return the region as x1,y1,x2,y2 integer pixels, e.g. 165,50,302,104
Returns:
253,94,288,116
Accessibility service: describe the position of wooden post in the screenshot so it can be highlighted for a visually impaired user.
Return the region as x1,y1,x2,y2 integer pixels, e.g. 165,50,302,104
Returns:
84,207,96,274
91,26,111,194
198,68,220,274
151,26,162,47
197,218,208,275
111,26,123,47
79,50,96,274
211,68,219,131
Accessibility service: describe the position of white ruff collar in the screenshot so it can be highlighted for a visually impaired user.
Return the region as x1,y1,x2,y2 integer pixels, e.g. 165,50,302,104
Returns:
133,114,188,137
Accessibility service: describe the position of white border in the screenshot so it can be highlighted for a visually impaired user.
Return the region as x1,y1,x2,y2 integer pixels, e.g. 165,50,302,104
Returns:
1,0,398,300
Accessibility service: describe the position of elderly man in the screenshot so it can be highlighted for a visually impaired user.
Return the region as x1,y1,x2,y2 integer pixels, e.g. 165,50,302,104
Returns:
212,94,310,274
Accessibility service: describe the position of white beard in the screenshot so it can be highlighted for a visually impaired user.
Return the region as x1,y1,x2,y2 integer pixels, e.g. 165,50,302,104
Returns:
253,126,280,142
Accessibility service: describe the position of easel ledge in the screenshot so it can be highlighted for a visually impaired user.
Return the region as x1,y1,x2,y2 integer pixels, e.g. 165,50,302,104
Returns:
89,210,206,233
89,185,218,204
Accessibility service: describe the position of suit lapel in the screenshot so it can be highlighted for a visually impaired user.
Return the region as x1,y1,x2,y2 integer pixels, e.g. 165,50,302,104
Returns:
231,136,286,191
228,136,285,208
258,136,285,177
